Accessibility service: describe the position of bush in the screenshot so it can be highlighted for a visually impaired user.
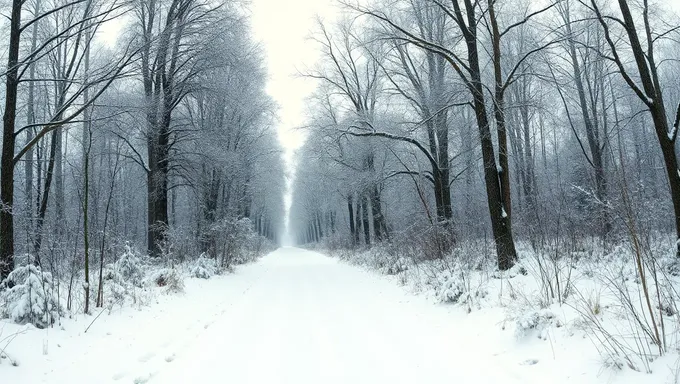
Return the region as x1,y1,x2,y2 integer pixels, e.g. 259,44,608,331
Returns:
190,254,218,279
0,264,61,328
515,309,557,339
115,244,146,287
101,267,129,307
437,271,465,304
383,256,409,275
147,268,184,294
370,248,409,275
208,217,263,267
427,267,486,306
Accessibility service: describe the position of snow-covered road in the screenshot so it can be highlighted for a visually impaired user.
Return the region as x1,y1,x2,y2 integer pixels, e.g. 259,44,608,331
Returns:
5,247,658,383
151,248,540,384
150,247,513,384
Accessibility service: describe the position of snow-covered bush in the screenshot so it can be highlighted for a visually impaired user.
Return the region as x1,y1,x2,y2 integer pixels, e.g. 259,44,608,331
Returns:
514,309,557,339
147,268,184,294
159,225,200,264
190,254,218,279
371,248,410,275
331,241,491,308
436,270,465,303
95,244,153,309
341,246,410,275
0,264,61,328
210,217,262,267
425,266,487,307
115,244,146,287
383,256,409,275
101,267,129,307
321,233,354,251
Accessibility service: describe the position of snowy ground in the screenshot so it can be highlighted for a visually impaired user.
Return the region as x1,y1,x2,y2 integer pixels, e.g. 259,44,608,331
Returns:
1,247,675,383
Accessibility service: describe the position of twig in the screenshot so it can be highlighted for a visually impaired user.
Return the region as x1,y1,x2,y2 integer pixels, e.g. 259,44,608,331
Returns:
84,307,107,333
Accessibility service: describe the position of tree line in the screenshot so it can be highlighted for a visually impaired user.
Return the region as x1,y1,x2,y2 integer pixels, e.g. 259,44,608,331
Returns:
290,0,680,270
0,0,284,295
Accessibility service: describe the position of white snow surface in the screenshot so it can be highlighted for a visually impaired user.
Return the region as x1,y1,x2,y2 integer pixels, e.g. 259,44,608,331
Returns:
1,247,673,383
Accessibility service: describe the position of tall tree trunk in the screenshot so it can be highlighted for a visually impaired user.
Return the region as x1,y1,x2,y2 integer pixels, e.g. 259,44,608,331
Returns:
143,1,174,257
432,55,453,223
489,0,513,224
370,185,386,241
33,130,59,258
347,195,356,246
316,211,324,240
0,0,22,280
83,128,91,315
24,0,40,251
365,153,387,241
354,192,362,245
55,128,64,225
466,0,517,270
361,193,370,246
519,75,537,216
462,108,474,224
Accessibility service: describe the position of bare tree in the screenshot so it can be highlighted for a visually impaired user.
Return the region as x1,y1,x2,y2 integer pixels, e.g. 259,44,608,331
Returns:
349,0,557,269
307,18,390,243
588,0,680,255
0,0,134,279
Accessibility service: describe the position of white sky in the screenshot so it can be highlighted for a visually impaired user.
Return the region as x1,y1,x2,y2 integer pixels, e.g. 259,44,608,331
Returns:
250,0,337,243
250,0,337,152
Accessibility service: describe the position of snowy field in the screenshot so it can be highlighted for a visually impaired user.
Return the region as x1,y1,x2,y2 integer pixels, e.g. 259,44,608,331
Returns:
1,247,676,383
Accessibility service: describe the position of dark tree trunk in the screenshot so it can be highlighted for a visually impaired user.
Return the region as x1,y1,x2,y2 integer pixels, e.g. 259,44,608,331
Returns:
361,193,371,246
465,1,518,270
370,185,387,241
201,168,219,256
143,3,182,258
489,0,513,225
347,195,356,245
432,55,453,224
1,0,23,279
33,130,59,258
354,192,362,245
330,211,336,233
317,212,324,240
146,92,172,257
651,103,680,255
365,153,388,241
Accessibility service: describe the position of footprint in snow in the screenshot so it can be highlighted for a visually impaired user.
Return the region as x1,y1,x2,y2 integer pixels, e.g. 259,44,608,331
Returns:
138,352,156,363
133,371,157,384
520,359,539,366
164,353,176,362
112,371,126,380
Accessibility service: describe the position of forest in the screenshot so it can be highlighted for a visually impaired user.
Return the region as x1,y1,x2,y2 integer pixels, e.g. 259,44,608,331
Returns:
289,0,680,372
292,0,680,270
292,0,680,266
0,0,284,315
1,0,680,382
